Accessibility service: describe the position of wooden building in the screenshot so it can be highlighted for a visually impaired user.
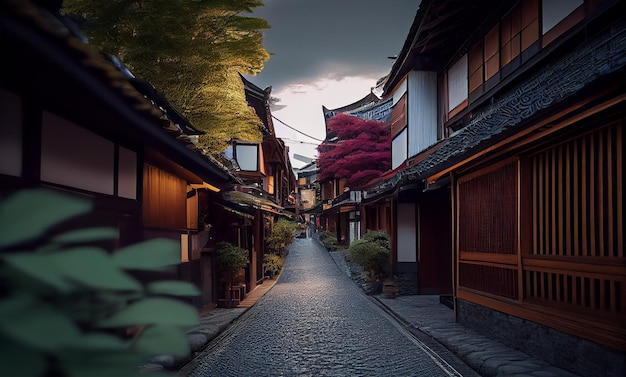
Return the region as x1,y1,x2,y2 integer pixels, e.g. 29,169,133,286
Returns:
225,75,296,295
0,0,242,311
238,74,297,213
362,0,625,375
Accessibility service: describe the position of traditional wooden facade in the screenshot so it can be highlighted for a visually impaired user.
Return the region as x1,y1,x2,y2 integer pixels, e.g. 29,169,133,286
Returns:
226,75,296,295
0,0,243,311
239,75,297,212
363,0,625,375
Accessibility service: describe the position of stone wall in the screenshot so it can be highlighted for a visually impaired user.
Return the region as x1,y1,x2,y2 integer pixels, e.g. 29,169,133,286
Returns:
456,299,625,377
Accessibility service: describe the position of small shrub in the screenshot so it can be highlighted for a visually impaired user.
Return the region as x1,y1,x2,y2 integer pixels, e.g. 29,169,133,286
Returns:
263,253,284,278
319,231,338,251
266,218,297,256
348,238,390,279
363,230,389,250
318,231,331,242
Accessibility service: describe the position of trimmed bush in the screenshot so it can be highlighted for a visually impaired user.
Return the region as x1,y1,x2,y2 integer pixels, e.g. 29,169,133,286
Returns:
348,233,390,279
363,230,389,250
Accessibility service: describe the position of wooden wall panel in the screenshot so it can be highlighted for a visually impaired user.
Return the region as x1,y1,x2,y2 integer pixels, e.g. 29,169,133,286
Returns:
143,164,186,229
390,95,407,138
460,263,518,299
458,161,518,254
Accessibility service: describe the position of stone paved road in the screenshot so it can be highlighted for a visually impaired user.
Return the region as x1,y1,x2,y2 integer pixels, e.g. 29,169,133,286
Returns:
180,238,468,377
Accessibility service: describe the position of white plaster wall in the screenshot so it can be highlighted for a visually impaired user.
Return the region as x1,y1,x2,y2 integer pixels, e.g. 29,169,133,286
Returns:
392,129,407,170
41,111,114,194
397,202,416,263
407,70,438,158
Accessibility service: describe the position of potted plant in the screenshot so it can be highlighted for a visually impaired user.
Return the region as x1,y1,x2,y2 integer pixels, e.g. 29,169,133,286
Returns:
216,241,249,308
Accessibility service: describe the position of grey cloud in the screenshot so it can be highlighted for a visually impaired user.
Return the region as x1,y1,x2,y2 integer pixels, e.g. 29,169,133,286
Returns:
246,0,420,91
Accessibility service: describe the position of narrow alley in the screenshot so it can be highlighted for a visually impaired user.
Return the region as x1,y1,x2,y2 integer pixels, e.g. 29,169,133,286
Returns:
179,238,472,377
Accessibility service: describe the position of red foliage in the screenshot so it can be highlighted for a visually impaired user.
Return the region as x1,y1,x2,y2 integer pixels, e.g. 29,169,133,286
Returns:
317,114,390,188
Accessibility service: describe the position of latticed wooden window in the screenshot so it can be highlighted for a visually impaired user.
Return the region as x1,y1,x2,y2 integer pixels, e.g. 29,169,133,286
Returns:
457,160,519,299
458,160,518,254
530,123,624,258
525,122,624,323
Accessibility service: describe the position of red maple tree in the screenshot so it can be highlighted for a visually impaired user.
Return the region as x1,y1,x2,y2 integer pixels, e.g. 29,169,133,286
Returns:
317,114,390,189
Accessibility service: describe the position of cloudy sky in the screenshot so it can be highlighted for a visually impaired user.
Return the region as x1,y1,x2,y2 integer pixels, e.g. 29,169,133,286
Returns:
244,0,420,167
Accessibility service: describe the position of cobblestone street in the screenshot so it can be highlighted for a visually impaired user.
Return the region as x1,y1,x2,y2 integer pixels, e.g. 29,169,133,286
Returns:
179,238,469,376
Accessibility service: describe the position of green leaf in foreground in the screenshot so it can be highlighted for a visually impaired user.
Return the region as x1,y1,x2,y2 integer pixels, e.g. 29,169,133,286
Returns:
146,281,200,297
49,227,119,246
0,295,81,351
58,350,146,377
0,336,46,377
0,189,92,249
134,325,190,357
98,298,199,328
2,252,73,292
112,238,180,271
57,248,142,291
65,333,130,351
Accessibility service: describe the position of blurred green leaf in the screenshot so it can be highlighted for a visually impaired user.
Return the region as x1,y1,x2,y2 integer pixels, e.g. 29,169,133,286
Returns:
0,294,81,351
58,351,146,377
6,247,142,292
146,281,200,297
0,335,47,377
0,189,92,249
2,252,73,292
57,248,142,291
134,325,190,357
0,263,62,298
98,298,199,328
65,333,129,351
48,227,119,246
112,238,179,271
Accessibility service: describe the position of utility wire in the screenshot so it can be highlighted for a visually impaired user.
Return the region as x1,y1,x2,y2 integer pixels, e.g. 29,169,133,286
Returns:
281,138,320,146
272,115,324,142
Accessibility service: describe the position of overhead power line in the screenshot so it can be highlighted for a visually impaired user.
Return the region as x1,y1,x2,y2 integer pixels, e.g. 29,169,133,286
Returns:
281,138,320,146
272,115,324,142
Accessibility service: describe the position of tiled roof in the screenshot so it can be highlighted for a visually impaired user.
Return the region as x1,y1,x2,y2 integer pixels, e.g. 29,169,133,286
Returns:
383,0,513,97
240,73,275,137
322,91,381,116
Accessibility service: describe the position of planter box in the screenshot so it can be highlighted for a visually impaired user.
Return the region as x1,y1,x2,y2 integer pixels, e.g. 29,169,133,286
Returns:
382,282,399,298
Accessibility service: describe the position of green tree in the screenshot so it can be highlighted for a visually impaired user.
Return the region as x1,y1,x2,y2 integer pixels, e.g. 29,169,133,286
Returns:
62,0,271,153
